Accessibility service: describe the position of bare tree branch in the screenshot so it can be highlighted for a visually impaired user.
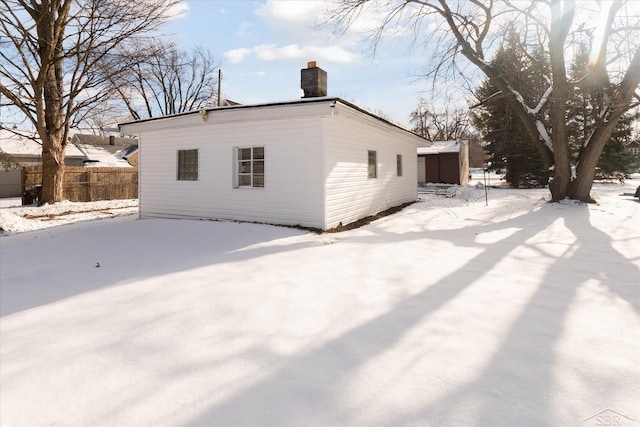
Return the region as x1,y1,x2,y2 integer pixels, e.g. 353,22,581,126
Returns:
0,0,180,203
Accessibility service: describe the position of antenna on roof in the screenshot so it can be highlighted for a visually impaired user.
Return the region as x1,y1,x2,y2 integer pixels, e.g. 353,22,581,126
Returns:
217,69,222,106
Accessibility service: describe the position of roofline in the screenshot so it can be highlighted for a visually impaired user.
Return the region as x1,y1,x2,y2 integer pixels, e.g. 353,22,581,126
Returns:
118,97,426,141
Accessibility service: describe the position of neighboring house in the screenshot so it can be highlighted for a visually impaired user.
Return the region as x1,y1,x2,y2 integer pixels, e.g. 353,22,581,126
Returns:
417,140,470,185
219,99,241,107
69,133,137,167
121,145,139,167
0,129,86,197
625,140,640,157
0,129,86,167
0,129,138,198
119,62,426,231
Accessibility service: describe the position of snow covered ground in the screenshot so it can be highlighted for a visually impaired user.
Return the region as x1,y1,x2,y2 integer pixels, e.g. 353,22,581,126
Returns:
1,177,638,426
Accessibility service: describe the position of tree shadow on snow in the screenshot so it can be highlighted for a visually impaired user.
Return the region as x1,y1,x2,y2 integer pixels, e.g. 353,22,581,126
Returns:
177,202,638,426
1,202,637,426
382,203,639,426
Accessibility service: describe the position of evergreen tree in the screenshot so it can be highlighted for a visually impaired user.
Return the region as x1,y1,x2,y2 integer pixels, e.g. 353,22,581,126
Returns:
595,113,639,180
473,33,637,187
471,31,548,188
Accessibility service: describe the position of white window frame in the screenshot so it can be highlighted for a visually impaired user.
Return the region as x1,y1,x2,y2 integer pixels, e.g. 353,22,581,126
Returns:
235,146,265,188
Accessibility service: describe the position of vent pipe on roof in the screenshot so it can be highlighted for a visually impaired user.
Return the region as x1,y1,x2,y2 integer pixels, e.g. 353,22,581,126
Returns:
301,61,327,98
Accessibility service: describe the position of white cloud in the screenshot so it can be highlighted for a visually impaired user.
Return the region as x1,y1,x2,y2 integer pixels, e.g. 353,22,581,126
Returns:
252,0,410,52
224,48,253,64
255,1,332,45
243,71,266,77
256,1,325,28
166,0,190,20
224,43,360,65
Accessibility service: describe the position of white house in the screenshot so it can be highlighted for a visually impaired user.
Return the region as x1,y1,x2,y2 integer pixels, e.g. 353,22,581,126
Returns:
0,129,86,198
0,129,86,166
69,133,136,167
118,62,427,231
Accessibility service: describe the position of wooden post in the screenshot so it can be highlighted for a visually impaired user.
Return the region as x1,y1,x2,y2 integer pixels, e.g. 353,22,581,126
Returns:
217,69,221,106
21,167,26,206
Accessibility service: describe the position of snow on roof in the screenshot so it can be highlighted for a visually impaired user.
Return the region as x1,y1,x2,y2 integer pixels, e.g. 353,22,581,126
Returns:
0,129,84,158
417,140,462,155
74,145,132,167
70,134,136,167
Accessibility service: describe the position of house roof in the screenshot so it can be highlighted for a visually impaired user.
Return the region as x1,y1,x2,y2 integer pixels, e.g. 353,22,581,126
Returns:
69,134,136,167
0,129,85,159
417,140,464,155
118,97,427,141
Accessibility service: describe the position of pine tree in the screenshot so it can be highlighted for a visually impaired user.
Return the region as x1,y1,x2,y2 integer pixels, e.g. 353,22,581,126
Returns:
471,31,548,188
595,113,639,180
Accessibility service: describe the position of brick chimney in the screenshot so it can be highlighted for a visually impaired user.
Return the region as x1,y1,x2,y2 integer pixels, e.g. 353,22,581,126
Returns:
301,61,327,98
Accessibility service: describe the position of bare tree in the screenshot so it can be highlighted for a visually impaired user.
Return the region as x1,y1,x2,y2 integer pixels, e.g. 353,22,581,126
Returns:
331,0,640,202
105,42,220,120
410,97,471,140
0,0,179,203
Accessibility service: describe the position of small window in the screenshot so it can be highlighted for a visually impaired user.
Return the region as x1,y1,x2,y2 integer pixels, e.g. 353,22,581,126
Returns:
237,146,264,188
396,154,403,177
368,150,377,179
177,149,198,181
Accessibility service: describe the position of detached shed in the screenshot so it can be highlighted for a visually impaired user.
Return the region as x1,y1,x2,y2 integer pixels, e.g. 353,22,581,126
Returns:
417,140,469,185
119,63,426,231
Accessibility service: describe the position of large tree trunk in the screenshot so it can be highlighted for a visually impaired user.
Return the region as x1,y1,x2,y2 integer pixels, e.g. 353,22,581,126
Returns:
568,110,625,202
570,45,640,202
38,71,67,204
35,0,68,204
39,133,66,203
547,0,574,201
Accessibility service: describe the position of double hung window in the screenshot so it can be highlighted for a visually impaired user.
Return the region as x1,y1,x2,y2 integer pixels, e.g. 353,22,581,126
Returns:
237,146,264,187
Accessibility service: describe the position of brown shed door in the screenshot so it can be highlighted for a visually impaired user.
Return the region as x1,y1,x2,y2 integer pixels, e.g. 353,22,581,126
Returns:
425,155,440,183
439,154,460,184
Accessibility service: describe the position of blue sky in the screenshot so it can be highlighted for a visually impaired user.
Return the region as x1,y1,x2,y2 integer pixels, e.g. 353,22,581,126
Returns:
163,0,441,127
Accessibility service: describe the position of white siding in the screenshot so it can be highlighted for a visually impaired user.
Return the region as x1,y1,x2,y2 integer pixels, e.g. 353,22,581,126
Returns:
137,117,325,229
322,105,419,229
123,99,424,231
417,157,426,184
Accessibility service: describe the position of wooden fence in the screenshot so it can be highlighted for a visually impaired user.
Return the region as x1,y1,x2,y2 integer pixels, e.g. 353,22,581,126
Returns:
23,166,138,203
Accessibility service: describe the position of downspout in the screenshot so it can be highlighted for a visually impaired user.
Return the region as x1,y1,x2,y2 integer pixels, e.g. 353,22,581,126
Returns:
136,133,142,219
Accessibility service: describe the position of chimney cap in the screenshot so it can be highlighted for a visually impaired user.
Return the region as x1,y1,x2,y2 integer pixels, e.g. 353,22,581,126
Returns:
307,61,317,68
